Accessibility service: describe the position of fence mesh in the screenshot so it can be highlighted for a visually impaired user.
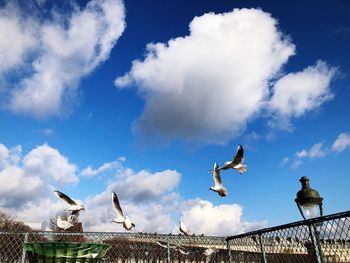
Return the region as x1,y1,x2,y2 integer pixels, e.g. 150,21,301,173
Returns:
227,211,350,263
0,211,349,262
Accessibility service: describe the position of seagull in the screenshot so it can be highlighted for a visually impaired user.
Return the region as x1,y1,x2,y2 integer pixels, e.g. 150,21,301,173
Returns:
209,162,228,197
67,213,79,224
112,192,135,231
156,241,177,249
179,220,190,235
203,248,218,256
176,246,190,255
209,145,247,174
56,217,74,230
54,190,85,213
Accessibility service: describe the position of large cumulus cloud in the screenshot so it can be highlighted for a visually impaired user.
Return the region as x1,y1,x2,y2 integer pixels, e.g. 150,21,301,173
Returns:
116,8,335,144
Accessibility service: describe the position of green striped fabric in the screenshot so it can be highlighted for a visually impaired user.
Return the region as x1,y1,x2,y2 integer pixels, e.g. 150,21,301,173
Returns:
24,242,110,263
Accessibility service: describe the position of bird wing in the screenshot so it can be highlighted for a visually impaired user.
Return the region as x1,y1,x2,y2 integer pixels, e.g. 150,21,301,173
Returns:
218,162,231,170
54,190,77,205
112,192,124,218
179,220,189,235
213,162,222,187
232,145,244,165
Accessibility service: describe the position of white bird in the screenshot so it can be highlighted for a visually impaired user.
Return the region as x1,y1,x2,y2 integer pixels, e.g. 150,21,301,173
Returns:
203,248,218,256
179,220,190,235
156,241,177,249
67,213,79,224
209,162,228,197
209,145,247,174
56,217,74,230
54,190,85,213
112,192,135,231
176,246,189,255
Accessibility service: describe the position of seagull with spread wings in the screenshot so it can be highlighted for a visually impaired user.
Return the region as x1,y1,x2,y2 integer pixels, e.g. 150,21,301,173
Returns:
54,190,85,213
209,162,228,197
112,191,135,231
209,145,247,174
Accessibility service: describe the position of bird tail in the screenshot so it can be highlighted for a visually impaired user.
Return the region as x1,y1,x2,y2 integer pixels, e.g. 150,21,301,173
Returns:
238,165,248,174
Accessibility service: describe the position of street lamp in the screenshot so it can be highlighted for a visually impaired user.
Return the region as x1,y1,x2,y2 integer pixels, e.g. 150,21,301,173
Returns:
295,176,324,263
295,176,323,220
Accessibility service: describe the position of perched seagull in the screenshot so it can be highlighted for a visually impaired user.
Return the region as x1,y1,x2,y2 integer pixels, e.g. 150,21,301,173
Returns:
56,217,74,230
112,192,135,231
209,162,228,197
179,220,190,235
209,145,247,174
54,190,85,213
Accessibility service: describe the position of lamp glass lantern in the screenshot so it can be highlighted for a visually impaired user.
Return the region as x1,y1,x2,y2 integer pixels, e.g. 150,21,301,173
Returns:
295,176,323,220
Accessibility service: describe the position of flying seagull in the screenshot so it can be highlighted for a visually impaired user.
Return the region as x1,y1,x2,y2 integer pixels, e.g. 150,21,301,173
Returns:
112,192,135,231
156,241,177,249
176,246,190,255
209,145,247,174
54,190,85,213
209,162,228,197
203,248,218,256
56,217,74,230
179,220,190,235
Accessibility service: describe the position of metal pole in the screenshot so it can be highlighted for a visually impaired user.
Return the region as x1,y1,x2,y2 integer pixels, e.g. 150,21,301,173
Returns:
226,239,232,263
308,223,324,263
258,234,267,263
21,233,29,263
167,238,171,263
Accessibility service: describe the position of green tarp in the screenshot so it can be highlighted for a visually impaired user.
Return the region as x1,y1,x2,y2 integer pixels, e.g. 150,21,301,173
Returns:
24,242,110,262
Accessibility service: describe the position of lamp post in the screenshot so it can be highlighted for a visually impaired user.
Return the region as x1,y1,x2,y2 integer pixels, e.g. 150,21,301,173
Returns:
295,176,324,263
295,176,323,220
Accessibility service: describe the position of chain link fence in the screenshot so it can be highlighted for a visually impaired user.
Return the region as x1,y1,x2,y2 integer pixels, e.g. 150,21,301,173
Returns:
227,211,350,263
0,210,349,262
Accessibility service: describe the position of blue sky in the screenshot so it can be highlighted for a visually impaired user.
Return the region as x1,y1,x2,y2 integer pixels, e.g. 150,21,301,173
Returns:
0,0,349,235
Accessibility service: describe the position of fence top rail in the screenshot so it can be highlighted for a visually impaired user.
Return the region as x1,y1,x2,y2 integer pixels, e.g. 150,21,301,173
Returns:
226,210,350,242
0,230,226,241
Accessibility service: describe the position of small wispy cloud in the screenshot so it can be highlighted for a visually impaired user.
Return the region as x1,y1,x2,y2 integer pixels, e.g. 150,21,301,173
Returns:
331,132,350,153
284,132,350,169
296,142,326,159
42,128,55,137
80,157,125,177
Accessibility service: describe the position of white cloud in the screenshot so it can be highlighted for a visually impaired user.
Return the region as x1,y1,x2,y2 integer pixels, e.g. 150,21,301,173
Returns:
180,199,266,236
80,158,124,177
0,166,43,208
115,8,295,144
0,144,22,170
296,142,326,159
0,0,125,118
115,8,335,145
0,142,78,210
269,61,335,129
1,146,265,234
0,3,37,72
291,159,302,169
23,143,78,184
332,132,350,153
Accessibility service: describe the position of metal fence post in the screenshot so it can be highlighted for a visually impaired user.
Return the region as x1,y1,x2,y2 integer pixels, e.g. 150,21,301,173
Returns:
21,232,29,263
167,236,171,263
259,234,267,263
308,223,324,263
226,239,232,263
